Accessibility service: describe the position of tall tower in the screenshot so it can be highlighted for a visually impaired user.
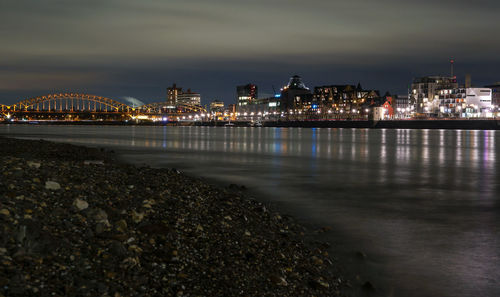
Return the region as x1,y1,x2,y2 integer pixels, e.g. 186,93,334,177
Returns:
236,84,258,106
167,83,182,107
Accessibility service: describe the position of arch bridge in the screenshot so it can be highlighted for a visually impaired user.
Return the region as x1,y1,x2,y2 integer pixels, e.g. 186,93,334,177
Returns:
9,93,133,113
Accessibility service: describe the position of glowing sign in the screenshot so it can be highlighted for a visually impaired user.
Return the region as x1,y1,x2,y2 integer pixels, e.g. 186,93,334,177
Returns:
269,102,277,107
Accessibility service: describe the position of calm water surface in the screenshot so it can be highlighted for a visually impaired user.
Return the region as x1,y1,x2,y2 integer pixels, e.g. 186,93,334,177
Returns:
1,125,499,297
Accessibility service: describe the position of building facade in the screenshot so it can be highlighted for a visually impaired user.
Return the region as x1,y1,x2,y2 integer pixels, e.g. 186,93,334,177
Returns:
438,88,492,117
279,75,312,112
313,84,379,116
410,76,458,114
166,84,201,106
237,84,258,106
177,89,201,105
394,95,411,118
209,100,224,112
484,83,500,108
167,83,182,107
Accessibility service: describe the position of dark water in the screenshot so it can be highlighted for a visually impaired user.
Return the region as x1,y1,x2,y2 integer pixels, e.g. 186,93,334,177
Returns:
1,125,499,297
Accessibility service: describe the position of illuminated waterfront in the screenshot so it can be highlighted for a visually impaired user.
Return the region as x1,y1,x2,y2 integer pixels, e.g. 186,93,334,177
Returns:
1,125,499,297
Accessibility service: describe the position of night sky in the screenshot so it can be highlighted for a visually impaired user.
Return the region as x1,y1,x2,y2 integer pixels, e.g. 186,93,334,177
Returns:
1,0,499,106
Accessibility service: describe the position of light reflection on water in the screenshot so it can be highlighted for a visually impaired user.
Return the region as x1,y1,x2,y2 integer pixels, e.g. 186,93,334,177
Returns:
1,125,499,297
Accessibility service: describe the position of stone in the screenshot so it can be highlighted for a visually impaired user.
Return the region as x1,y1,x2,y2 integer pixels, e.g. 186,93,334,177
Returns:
95,223,107,234
309,278,330,289
269,275,288,286
131,211,144,223
73,198,89,211
115,219,128,233
27,161,41,168
91,208,108,222
312,256,324,266
45,181,61,190
109,241,127,258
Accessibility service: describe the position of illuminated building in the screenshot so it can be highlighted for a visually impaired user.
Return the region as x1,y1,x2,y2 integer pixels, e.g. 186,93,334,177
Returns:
167,83,182,107
313,83,379,115
210,100,224,112
177,89,201,106
280,75,312,112
394,95,411,117
484,82,500,108
237,84,258,106
410,76,458,114
166,84,201,106
438,88,493,117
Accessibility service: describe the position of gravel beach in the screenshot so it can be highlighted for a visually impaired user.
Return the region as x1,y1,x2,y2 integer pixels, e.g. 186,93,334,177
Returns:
0,136,350,296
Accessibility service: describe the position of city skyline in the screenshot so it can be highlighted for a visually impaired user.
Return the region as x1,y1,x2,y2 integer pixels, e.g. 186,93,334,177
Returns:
1,0,499,105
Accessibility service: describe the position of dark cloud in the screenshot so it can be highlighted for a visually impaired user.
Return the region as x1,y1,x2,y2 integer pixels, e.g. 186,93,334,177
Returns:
0,0,499,105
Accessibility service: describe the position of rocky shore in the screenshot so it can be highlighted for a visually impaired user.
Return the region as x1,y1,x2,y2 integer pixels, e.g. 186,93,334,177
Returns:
0,136,350,296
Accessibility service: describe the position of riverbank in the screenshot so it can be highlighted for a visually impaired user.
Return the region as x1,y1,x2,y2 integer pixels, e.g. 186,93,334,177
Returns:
0,136,351,296
2,118,499,129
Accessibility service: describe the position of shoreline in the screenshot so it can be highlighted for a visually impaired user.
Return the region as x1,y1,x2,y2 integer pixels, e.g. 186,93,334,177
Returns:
1,118,499,130
0,136,354,296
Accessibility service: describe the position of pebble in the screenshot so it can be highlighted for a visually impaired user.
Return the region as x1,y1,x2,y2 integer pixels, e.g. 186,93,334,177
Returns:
131,211,144,223
269,275,288,286
27,161,41,168
45,181,61,190
73,198,89,211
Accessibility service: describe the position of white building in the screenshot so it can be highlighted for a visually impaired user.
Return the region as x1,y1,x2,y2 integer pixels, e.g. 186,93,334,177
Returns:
373,107,388,120
439,88,493,117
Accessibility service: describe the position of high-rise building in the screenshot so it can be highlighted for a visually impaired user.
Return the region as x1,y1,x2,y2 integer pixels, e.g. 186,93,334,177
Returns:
410,76,458,113
167,83,182,107
166,84,201,106
237,84,258,106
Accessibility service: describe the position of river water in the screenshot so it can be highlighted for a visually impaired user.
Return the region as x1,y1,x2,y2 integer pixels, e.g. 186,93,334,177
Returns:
1,125,499,297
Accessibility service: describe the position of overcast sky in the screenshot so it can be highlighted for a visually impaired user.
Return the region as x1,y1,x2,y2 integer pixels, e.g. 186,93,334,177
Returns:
1,0,499,105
